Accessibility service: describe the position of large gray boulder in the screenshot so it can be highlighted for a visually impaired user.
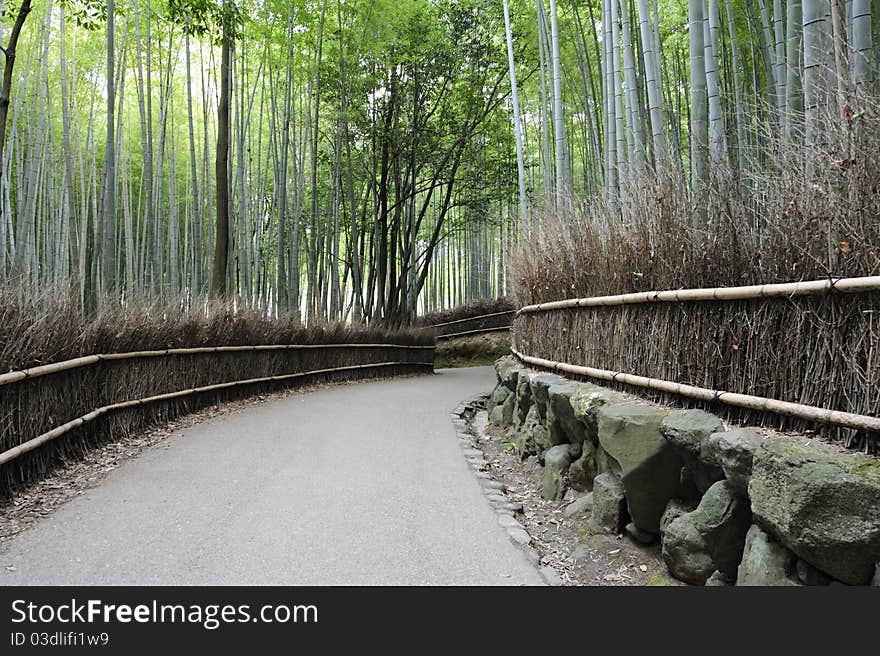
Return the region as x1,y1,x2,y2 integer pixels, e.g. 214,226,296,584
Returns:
706,428,763,496
595,445,616,477
495,357,522,391
547,383,587,447
590,473,628,534
488,392,515,427
736,525,802,586
571,386,626,445
563,493,593,518
568,441,598,492
529,374,567,424
660,410,725,493
513,405,547,457
597,404,680,534
542,445,572,501
514,372,533,427
661,481,752,585
490,384,512,407
488,384,512,426
662,517,715,584
749,436,880,585
660,499,696,540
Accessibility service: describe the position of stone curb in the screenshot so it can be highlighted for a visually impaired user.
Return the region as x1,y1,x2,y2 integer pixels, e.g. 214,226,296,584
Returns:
451,394,563,586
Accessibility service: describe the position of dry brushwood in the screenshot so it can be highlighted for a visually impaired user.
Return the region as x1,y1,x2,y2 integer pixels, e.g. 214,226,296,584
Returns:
509,104,880,450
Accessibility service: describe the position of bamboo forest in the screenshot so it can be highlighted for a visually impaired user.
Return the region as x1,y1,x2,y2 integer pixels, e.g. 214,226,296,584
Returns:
0,0,877,325
4,0,880,597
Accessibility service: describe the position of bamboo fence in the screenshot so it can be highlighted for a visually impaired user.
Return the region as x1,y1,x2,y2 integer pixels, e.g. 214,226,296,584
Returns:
510,347,880,434
0,343,433,388
435,326,512,341
511,275,880,437
0,360,432,467
426,310,514,340
428,310,516,329
517,275,880,313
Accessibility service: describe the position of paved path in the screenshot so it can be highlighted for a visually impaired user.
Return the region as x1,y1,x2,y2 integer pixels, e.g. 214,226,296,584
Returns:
0,367,543,585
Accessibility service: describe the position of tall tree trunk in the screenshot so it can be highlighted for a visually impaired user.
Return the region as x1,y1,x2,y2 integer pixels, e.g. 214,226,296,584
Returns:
548,0,568,210
785,0,804,143
851,0,873,99
705,0,728,167
102,0,117,295
689,0,709,201
211,9,232,297
773,0,787,125
620,0,646,179
830,0,850,112
535,0,553,208
803,0,832,144
0,0,31,193
636,0,667,168
185,27,202,296
503,0,528,234
725,0,747,176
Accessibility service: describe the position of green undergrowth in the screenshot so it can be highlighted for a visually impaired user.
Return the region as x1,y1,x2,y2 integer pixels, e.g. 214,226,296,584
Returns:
434,332,511,368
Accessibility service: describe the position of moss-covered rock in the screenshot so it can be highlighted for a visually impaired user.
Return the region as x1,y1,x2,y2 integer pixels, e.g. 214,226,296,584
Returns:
660,410,725,493
513,405,545,457
749,436,880,585
488,393,515,427
514,371,533,427
489,383,511,407
736,524,802,586
495,356,522,391
590,473,628,534
571,386,626,445
707,428,763,497
597,404,679,534
529,373,566,424
547,383,588,447
661,481,751,585
542,445,572,501
569,441,598,492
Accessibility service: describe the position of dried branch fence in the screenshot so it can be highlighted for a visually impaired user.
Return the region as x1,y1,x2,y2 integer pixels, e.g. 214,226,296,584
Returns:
425,311,515,340
512,275,880,447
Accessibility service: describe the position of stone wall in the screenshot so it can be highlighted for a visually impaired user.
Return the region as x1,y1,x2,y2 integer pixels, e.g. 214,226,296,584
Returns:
488,356,880,586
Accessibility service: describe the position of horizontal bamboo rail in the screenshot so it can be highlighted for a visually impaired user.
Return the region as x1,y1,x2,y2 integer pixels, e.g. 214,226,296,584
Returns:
436,326,512,341
0,342,434,388
510,347,880,434
517,275,880,314
0,360,434,467
427,309,515,329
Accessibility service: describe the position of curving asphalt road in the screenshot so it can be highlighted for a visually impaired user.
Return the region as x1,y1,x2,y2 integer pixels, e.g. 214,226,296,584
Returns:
0,366,543,585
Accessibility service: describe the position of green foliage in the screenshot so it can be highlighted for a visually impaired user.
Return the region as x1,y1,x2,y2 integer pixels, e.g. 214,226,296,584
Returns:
167,0,246,43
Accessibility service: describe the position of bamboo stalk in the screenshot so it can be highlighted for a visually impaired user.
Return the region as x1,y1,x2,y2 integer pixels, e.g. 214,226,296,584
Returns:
0,355,102,386
510,347,880,434
517,275,880,314
0,343,434,388
436,326,511,341
427,309,515,329
0,361,434,467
